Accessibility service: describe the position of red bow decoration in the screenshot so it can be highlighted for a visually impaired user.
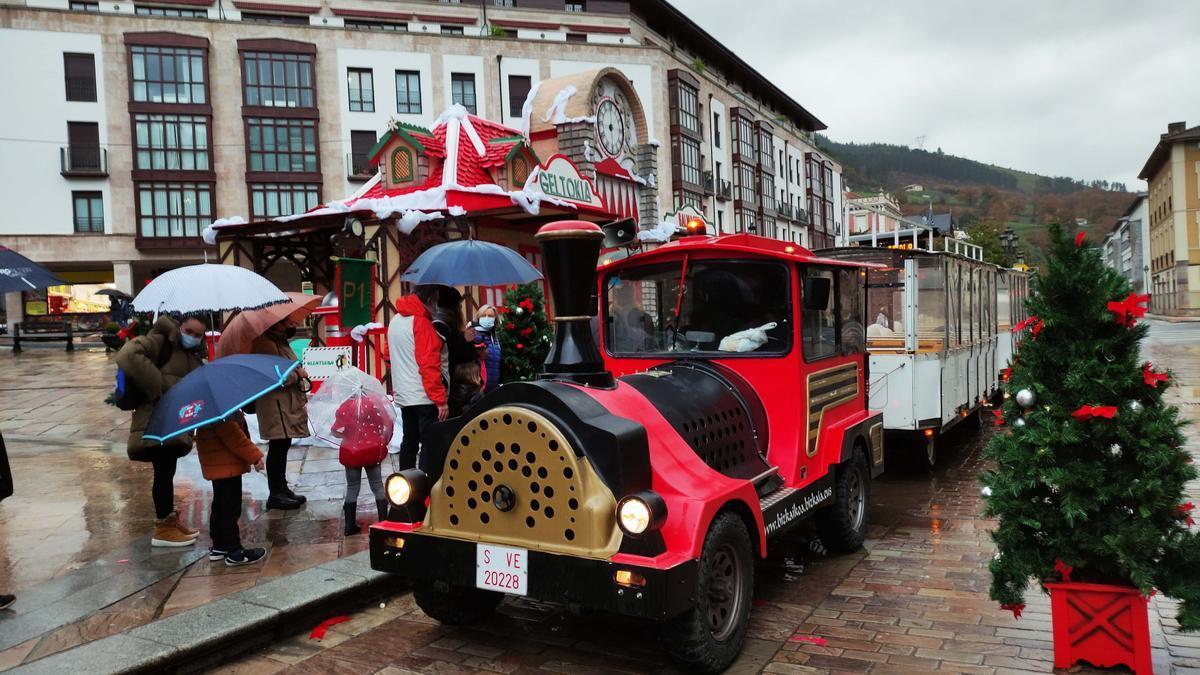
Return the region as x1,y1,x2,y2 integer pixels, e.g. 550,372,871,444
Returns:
520,327,533,336
1107,293,1150,327
1031,319,1045,339
992,410,1005,426
1143,363,1168,388
1071,404,1117,422
1074,231,1086,247
1054,559,1074,582
1012,316,1044,339
1177,502,1195,526
308,615,350,640
518,298,535,312
1001,603,1025,619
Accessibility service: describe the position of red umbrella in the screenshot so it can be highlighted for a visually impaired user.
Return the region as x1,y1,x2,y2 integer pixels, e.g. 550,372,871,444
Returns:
214,292,320,359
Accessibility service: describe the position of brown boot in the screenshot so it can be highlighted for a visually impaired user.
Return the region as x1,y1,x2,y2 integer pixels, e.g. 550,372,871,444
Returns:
164,511,199,539
152,518,196,547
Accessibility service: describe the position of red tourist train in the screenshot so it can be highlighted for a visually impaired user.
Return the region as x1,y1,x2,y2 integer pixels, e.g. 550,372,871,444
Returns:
370,220,883,672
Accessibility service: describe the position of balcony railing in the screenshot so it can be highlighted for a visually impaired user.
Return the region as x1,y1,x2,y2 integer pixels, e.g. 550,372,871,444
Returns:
717,179,732,201
777,203,794,220
65,76,97,102
702,171,715,195
347,152,374,180
796,208,810,225
60,146,108,177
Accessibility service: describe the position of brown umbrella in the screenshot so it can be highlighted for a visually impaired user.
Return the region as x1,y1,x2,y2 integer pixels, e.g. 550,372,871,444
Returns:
214,292,321,359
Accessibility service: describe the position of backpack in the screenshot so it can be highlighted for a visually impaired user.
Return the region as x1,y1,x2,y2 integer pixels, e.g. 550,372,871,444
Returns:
112,340,174,411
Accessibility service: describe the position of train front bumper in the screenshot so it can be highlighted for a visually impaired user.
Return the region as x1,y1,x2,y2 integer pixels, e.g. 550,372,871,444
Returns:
369,525,697,621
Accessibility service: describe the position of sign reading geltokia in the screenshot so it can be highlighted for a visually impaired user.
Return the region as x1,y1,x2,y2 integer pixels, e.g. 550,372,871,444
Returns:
529,155,605,209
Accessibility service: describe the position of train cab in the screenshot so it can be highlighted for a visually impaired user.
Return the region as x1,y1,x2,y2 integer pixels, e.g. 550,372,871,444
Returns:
371,222,883,673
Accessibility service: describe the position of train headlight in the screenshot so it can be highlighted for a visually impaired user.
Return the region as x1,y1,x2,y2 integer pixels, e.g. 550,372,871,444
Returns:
386,469,428,507
617,491,667,536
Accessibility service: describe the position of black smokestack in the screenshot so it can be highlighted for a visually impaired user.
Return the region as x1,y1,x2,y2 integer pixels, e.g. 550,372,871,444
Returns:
535,220,613,388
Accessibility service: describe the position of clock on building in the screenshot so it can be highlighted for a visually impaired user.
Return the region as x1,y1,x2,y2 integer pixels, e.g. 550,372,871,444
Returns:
595,97,626,158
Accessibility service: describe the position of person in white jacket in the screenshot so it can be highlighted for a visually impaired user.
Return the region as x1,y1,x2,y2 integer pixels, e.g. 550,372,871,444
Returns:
387,286,448,470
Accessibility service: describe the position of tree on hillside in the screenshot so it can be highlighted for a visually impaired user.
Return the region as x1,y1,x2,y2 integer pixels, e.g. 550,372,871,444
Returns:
963,220,1015,267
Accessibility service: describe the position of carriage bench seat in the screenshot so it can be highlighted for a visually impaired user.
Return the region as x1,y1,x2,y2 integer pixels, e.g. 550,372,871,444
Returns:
1,321,75,353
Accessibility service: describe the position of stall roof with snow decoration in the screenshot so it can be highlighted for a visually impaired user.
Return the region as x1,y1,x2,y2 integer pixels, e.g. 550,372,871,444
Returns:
207,104,620,243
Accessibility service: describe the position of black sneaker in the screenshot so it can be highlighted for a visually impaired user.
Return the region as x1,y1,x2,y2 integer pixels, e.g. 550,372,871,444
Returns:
224,548,267,567
208,548,228,562
0,594,14,610
266,493,302,510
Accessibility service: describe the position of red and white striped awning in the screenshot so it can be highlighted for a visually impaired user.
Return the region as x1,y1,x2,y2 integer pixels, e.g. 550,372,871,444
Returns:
594,173,640,221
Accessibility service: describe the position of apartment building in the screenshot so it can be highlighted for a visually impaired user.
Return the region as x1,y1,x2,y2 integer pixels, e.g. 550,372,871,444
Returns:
1100,193,1149,295
0,0,838,323
1138,121,1200,316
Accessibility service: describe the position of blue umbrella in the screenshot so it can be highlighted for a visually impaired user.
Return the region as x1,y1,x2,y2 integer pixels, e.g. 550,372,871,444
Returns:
0,245,66,293
400,240,543,286
144,354,300,444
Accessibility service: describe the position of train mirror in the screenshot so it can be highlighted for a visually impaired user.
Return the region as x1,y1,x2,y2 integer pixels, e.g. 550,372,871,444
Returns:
803,277,832,311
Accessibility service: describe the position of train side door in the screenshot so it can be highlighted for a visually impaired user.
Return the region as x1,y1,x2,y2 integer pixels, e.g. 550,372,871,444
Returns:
795,264,866,479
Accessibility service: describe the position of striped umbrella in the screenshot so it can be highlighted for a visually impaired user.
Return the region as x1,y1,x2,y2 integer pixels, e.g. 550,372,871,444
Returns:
132,264,288,315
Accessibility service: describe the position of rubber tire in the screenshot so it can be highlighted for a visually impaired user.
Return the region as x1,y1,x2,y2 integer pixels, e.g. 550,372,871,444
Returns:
412,579,504,626
816,452,870,554
662,512,754,674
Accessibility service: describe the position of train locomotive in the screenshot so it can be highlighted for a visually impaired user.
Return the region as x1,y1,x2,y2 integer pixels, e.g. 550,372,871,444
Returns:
370,220,884,672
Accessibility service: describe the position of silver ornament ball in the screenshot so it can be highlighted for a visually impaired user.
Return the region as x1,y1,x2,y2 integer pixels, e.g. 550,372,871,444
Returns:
981,486,993,497
1128,400,1143,414
1015,388,1036,408
1110,443,1122,458
515,306,525,315
1013,417,1026,429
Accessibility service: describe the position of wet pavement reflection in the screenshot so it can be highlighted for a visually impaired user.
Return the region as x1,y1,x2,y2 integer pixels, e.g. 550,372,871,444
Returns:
1,319,1198,673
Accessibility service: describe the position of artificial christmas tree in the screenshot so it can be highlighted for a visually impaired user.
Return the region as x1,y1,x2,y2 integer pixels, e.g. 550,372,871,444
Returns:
497,282,553,382
981,225,1200,672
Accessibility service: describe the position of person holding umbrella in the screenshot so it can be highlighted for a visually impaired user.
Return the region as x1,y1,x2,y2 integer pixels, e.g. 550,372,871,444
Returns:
115,314,208,546
216,292,319,511
388,285,448,471
143,354,302,566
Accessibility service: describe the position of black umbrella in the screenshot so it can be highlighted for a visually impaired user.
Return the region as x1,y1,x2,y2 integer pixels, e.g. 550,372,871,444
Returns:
0,245,66,293
96,288,133,300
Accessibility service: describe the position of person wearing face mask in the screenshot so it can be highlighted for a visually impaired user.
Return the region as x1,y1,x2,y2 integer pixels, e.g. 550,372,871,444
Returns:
471,304,502,394
387,285,449,471
116,314,207,547
250,317,311,510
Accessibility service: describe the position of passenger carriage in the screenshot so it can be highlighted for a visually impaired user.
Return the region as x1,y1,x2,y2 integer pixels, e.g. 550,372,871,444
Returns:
818,241,1027,465
371,222,883,673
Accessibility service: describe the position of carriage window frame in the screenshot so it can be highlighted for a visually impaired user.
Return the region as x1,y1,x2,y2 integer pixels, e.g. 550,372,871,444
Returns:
601,259,793,359
801,265,864,363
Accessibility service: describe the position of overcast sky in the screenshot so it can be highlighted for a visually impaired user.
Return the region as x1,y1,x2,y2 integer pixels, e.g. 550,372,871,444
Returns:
672,0,1200,188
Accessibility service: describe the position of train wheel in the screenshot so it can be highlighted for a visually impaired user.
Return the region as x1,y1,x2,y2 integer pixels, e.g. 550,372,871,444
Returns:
663,512,754,674
816,453,870,553
412,579,503,626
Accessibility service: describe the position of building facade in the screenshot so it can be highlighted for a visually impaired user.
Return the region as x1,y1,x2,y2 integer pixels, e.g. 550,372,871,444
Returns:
0,0,839,323
1138,121,1200,316
1100,193,1149,295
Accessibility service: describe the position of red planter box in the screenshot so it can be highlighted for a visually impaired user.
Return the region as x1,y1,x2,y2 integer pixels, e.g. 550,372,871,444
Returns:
1047,582,1152,674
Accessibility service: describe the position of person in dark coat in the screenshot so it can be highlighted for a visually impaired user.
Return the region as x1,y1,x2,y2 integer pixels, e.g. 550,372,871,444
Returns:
430,286,479,373
250,318,311,511
0,431,13,610
448,362,484,417
471,304,502,393
115,314,206,547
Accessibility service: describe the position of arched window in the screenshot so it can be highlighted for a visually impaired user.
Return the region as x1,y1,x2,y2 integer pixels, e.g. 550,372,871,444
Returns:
510,154,530,185
391,147,413,184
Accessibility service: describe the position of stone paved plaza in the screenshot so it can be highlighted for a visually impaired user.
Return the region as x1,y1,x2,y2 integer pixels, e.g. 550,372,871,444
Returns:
0,320,1198,673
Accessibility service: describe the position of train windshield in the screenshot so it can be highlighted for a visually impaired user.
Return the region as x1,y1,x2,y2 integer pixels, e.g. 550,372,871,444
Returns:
602,260,791,356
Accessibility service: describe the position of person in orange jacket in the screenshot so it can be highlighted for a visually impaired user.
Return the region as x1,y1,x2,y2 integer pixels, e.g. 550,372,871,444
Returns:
196,414,268,566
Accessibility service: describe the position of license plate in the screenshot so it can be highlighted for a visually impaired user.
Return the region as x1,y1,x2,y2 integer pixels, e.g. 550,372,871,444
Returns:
475,543,528,596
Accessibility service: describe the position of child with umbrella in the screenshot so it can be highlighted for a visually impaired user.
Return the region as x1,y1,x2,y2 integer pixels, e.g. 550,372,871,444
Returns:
142,353,305,566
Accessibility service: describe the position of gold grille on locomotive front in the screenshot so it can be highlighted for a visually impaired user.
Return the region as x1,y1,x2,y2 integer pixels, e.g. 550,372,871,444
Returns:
423,406,622,559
